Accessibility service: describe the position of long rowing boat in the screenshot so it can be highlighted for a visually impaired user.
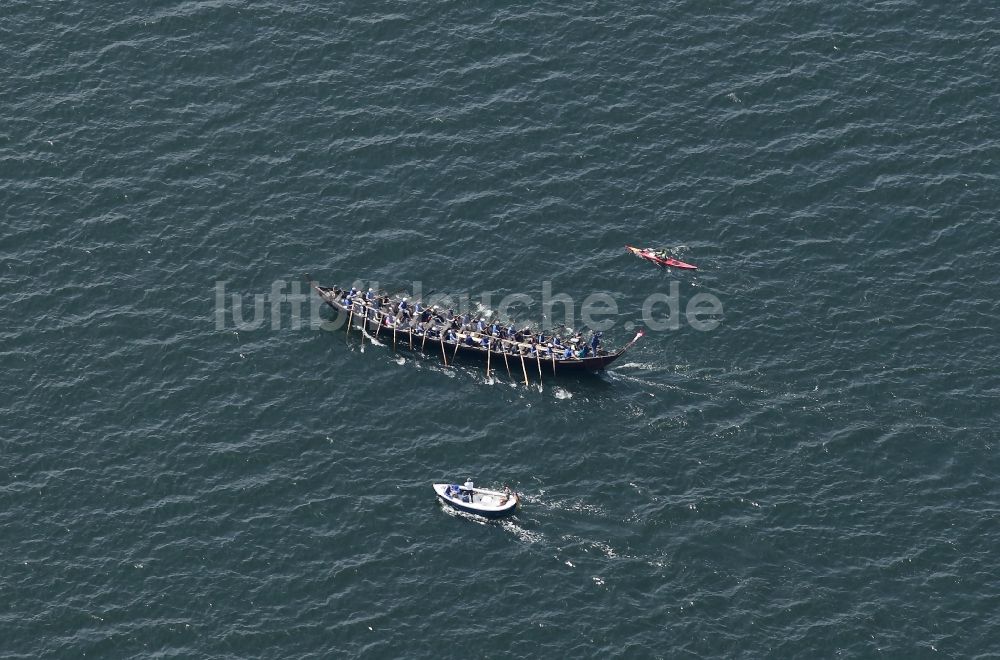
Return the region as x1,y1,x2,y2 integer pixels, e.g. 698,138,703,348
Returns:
308,277,643,376
625,245,697,270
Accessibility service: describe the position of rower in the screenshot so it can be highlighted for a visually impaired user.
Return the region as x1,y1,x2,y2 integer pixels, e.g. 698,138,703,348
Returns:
563,346,573,360
590,331,603,353
399,297,409,312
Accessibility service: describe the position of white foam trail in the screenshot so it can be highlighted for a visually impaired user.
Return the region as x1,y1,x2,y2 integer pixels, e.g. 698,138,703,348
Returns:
439,504,543,543
617,362,658,371
361,328,384,346
501,519,545,544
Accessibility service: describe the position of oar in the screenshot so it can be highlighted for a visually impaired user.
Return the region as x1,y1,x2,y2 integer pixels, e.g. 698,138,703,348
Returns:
535,349,543,383
452,330,461,362
485,338,492,379
360,306,367,348
421,323,428,353
502,340,512,380
552,351,557,375
392,318,397,351
346,302,355,343
439,328,448,366
519,350,529,386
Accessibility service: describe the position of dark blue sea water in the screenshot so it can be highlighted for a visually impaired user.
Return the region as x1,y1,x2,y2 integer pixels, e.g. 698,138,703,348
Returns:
3,1,999,656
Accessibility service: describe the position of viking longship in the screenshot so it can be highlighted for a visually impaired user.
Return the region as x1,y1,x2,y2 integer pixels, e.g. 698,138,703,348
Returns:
308,277,643,379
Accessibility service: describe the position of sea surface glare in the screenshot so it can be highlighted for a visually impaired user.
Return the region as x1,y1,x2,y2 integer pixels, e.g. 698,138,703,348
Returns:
2,0,999,657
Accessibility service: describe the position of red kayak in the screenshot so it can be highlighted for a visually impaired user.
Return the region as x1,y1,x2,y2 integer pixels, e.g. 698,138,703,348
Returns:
625,245,697,270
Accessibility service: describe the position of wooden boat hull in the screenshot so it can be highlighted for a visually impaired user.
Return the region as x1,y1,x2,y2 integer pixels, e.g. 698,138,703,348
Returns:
311,283,636,375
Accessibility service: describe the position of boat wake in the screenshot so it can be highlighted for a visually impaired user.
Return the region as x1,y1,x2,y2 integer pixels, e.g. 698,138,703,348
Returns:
606,369,685,393
360,329,384,346
521,491,609,518
437,501,543,543
501,519,545,544
617,362,660,371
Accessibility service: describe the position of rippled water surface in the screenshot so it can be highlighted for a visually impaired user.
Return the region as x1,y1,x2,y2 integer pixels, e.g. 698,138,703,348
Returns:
3,1,999,656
